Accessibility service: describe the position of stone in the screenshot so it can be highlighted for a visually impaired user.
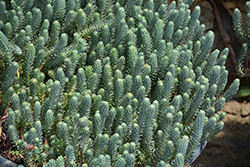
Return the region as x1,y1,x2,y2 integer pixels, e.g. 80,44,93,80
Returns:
222,100,241,115
241,102,250,117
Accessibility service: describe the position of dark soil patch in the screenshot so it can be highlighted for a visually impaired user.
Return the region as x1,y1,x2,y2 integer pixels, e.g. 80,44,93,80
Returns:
193,97,250,167
0,112,25,165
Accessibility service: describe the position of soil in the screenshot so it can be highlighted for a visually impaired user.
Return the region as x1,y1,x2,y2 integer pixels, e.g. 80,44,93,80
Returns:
193,96,250,167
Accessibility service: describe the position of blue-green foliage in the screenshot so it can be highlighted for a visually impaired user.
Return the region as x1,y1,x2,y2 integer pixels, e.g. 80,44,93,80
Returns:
0,0,240,166
233,2,250,76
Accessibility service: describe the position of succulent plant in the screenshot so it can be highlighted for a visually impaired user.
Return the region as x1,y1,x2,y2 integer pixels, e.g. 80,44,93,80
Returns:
233,1,250,77
0,0,239,166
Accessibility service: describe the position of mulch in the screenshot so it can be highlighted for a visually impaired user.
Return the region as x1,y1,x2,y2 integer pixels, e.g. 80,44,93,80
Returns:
0,111,24,165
